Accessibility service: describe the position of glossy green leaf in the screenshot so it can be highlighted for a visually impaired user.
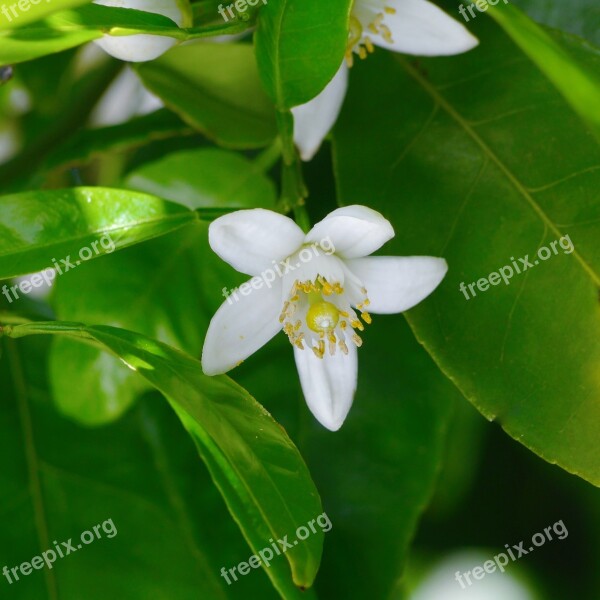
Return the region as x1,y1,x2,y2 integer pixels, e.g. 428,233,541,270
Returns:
0,336,279,599
333,23,600,485
254,0,352,109
3,320,324,596
124,148,277,210
136,44,277,149
0,187,196,279
486,2,600,139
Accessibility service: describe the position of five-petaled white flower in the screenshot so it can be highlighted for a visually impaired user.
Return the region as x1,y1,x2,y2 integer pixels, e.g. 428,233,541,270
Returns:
292,0,479,161
202,206,447,431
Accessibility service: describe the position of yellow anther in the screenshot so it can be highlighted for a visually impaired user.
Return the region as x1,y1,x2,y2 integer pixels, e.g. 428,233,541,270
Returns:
352,333,363,347
384,6,396,14
339,340,349,355
347,15,363,52
361,312,372,325
318,339,326,356
381,24,393,43
351,319,365,332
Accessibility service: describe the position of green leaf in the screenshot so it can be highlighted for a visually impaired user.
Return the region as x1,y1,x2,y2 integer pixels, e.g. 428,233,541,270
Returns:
512,0,600,48
39,109,194,177
0,336,280,599
136,43,277,149
485,2,600,139
0,24,99,65
332,25,600,485
49,224,211,425
254,0,352,109
3,321,324,596
124,148,278,210
0,187,197,279
0,0,90,30
0,2,244,64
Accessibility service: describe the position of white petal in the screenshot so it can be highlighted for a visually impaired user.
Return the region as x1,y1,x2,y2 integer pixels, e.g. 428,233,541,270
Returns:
209,209,305,276
345,255,448,313
355,0,478,56
92,0,182,62
294,344,358,431
202,278,283,375
305,205,394,259
291,62,349,162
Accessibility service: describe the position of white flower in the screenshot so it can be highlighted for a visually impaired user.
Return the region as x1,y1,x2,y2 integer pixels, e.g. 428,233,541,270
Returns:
292,0,479,161
93,0,185,62
202,205,447,431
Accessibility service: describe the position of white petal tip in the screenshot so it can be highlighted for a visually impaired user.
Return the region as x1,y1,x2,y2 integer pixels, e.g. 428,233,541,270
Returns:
200,354,228,377
316,414,347,432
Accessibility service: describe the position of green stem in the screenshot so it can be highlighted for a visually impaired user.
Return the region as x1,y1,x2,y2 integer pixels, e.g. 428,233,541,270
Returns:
254,139,282,174
0,320,88,341
276,111,310,231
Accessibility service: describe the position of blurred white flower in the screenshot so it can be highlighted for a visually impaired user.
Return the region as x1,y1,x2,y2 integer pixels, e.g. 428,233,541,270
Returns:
292,0,479,161
202,205,447,431
92,0,185,62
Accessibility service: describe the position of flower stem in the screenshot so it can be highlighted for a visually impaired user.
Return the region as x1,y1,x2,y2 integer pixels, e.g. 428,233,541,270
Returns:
254,139,282,173
276,110,310,231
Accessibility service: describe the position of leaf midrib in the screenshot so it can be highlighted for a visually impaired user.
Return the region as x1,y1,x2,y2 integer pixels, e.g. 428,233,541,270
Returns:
399,56,600,287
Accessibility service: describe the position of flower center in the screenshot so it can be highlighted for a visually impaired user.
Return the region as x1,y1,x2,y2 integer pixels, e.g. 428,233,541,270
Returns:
346,6,397,67
306,301,340,333
279,276,372,359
